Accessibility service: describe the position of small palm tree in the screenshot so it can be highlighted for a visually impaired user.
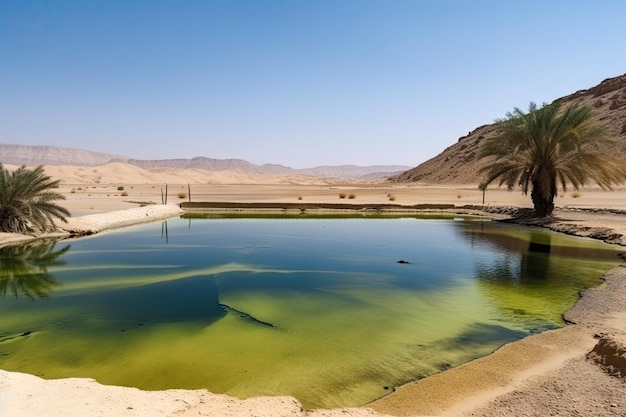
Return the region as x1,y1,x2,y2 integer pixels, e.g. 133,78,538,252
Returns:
0,164,70,233
479,102,626,217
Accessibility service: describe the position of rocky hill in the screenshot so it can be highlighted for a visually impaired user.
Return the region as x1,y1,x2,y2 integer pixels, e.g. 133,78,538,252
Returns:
0,144,408,180
0,144,127,167
128,157,407,179
391,74,626,184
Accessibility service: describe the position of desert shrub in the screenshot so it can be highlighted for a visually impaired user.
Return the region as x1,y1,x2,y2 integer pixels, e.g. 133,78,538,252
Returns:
177,191,187,199
388,195,396,201
121,191,129,197
297,196,303,200
571,192,581,198
348,193,356,199
338,192,347,199
117,186,124,191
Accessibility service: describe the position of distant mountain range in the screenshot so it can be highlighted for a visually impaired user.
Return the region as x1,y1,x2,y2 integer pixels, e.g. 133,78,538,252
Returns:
391,73,626,184
0,144,410,180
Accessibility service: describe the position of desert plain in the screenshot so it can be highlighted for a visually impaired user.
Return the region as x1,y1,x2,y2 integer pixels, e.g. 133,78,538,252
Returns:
1,162,625,417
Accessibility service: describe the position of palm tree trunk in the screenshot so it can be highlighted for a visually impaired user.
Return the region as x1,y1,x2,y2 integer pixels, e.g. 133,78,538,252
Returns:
531,179,555,217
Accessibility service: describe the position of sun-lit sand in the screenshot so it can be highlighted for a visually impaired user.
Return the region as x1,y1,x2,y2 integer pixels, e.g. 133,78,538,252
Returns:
1,162,625,417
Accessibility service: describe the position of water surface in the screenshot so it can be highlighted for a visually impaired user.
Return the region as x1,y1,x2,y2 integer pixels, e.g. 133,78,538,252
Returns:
0,217,622,408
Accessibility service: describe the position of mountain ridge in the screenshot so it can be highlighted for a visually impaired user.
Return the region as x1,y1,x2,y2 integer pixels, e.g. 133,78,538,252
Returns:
0,144,409,180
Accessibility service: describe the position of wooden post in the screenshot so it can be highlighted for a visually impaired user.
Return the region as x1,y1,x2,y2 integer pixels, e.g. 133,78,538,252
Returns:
478,183,487,205
188,183,191,202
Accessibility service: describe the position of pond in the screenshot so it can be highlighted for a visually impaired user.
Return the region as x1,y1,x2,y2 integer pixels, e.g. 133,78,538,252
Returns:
0,216,623,409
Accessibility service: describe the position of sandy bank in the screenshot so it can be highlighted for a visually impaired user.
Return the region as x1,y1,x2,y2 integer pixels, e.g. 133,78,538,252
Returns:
60,204,184,235
0,204,184,249
0,370,387,417
370,266,626,417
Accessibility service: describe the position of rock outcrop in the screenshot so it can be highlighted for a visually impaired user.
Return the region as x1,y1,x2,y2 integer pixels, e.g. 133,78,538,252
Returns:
0,144,127,166
588,334,626,381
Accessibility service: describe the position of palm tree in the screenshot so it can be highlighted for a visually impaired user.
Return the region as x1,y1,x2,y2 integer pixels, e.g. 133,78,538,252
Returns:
479,102,626,217
0,164,70,233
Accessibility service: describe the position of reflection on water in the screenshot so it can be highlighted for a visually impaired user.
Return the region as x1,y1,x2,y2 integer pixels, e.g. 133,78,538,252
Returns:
0,218,622,408
0,240,68,300
455,221,622,326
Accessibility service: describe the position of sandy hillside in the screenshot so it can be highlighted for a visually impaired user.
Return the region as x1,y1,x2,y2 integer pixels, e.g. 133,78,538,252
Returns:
22,162,353,186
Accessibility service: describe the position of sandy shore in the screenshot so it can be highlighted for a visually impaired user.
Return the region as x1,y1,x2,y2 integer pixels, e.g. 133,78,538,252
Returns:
1,181,625,417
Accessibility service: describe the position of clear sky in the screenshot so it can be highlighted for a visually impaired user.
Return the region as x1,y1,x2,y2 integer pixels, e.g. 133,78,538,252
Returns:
1,1,625,168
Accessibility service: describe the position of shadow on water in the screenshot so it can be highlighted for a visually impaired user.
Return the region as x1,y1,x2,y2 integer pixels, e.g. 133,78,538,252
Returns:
88,275,228,327
479,230,553,284
441,322,527,348
455,221,622,283
452,221,555,286
63,274,276,329
0,227,274,329
427,323,528,371
456,221,621,262
0,240,69,300
452,220,622,327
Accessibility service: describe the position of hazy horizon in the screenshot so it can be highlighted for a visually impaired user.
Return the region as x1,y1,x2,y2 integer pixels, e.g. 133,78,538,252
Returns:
0,142,414,169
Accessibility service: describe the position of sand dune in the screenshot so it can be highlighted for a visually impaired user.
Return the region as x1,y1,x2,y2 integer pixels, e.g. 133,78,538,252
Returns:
7,162,356,186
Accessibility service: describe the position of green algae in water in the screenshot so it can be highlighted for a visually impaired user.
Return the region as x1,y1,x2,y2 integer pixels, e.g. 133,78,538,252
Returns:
0,218,622,409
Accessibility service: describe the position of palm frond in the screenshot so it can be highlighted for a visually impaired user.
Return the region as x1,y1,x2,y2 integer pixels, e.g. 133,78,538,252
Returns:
478,102,625,216
0,164,70,233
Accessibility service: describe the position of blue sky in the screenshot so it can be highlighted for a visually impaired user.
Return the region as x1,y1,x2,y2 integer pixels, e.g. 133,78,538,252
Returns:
1,1,625,168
